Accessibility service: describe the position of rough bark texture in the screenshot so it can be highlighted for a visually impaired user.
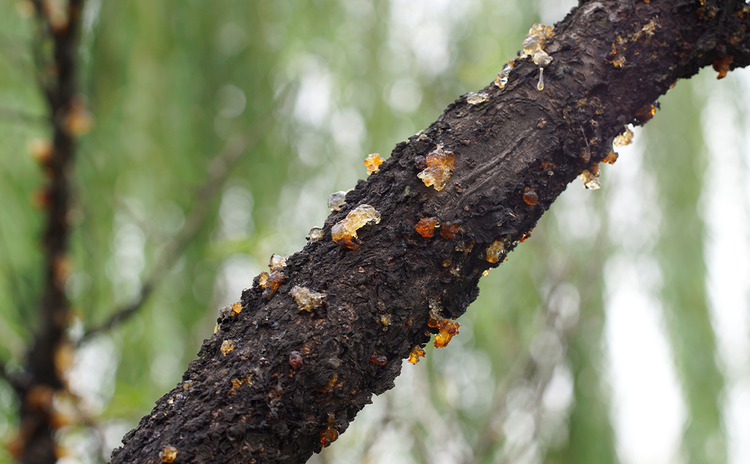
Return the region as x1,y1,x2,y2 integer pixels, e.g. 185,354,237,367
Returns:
111,1,750,463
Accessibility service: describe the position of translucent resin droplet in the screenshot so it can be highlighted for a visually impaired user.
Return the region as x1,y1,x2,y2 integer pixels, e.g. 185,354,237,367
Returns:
331,204,381,249
602,149,619,165
408,346,426,364
537,68,545,91
579,170,602,190
415,217,439,238
307,226,324,241
364,153,384,174
485,239,507,263
220,340,235,356
327,191,347,211
290,285,327,312
269,254,287,271
521,23,553,58
259,270,285,300
320,426,339,447
522,35,543,56
613,128,634,147
523,187,539,205
428,314,460,348
369,354,387,365
495,63,513,88
533,50,553,67
417,145,455,191
159,445,178,463
440,220,462,239
466,92,490,105
231,302,242,315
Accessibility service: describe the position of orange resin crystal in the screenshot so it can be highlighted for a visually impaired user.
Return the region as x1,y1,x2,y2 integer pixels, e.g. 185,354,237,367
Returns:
485,239,506,263
427,315,460,348
364,153,384,174
440,220,461,240
407,346,426,364
331,204,381,249
415,217,439,238
417,146,455,191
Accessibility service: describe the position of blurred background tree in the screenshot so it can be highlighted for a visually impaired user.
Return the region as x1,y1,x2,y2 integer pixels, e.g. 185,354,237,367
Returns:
0,0,748,463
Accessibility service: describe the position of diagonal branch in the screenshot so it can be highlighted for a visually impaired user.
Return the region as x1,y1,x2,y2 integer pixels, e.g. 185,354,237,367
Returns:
110,1,750,463
81,127,269,342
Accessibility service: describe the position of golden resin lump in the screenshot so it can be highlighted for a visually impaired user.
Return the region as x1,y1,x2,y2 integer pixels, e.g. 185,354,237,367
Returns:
364,153,384,174
331,204,381,249
613,128,634,147
290,285,326,312
417,146,455,191
407,346,426,364
159,446,178,463
415,217,439,238
427,308,460,348
485,238,507,264
259,270,285,299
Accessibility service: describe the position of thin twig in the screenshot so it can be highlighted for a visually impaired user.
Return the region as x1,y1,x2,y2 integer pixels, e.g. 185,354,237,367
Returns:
0,106,47,125
81,126,269,342
0,358,9,385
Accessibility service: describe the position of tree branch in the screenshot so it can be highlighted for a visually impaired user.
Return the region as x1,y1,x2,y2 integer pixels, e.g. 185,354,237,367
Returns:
110,1,750,463
17,1,87,463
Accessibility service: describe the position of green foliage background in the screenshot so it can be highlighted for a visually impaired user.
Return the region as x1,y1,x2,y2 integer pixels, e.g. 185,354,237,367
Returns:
0,0,748,463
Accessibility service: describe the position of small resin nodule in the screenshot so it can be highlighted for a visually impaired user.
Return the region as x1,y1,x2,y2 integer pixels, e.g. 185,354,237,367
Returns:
258,270,286,299
494,63,514,88
331,204,381,249
269,253,287,272
219,302,242,319
290,285,326,312
364,153,384,174
327,190,348,212
466,92,490,105
307,226,324,241
228,375,253,396
415,217,439,238
523,187,539,205
220,340,235,356
602,149,619,165
159,445,178,463
536,68,545,91
370,354,387,365
408,346,426,364
417,145,455,191
613,128,634,147
428,313,460,348
320,425,339,448
485,238,507,263
522,24,554,66
579,169,601,190
440,220,462,240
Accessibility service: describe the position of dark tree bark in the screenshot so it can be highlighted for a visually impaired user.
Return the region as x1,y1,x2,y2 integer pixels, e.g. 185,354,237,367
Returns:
110,1,750,463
